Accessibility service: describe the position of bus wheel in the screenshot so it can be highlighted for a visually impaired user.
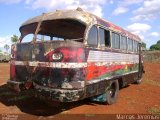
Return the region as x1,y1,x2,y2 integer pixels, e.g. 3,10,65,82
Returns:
106,80,119,105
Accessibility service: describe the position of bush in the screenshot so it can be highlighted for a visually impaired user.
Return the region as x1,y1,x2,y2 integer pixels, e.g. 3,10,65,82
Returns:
150,40,160,50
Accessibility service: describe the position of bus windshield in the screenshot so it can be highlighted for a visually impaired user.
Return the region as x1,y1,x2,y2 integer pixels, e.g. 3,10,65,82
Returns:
20,19,86,42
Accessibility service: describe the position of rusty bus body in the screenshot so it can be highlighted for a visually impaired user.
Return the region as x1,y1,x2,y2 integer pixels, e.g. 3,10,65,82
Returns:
8,8,144,104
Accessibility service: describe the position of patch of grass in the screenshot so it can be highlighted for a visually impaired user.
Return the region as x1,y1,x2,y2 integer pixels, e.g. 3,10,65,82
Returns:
144,51,160,63
148,107,160,115
144,79,160,87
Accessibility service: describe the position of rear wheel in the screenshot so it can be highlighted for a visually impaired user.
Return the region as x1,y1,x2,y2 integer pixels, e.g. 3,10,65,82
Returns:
106,80,119,105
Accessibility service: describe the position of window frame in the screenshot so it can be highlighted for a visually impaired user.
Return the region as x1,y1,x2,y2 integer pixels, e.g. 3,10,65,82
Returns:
133,40,138,52
111,32,120,49
120,35,127,50
87,25,98,47
127,38,133,52
99,27,111,48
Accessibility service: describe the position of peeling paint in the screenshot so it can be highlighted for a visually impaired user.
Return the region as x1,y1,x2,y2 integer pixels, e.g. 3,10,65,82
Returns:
8,8,144,103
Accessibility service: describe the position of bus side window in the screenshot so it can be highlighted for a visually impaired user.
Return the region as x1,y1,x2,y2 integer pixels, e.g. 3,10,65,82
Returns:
112,32,120,49
112,32,115,48
128,38,133,51
133,40,138,52
120,36,127,50
87,25,98,46
99,28,110,47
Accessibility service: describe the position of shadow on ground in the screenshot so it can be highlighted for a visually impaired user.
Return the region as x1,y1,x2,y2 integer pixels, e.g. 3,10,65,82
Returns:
0,84,92,116
0,84,130,116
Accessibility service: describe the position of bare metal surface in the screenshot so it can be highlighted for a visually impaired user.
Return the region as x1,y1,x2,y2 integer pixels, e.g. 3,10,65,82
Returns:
19,8,141,42
20,9,94,28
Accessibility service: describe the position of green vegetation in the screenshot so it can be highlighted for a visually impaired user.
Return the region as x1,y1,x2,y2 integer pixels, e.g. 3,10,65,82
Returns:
148,107,160,115
144,79,160,87
150,40,160,50
142,42,146,49
4,44,10,53
11,34,19,43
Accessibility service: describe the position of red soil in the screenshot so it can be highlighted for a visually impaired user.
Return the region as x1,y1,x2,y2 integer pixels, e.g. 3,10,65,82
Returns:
0,62,159,120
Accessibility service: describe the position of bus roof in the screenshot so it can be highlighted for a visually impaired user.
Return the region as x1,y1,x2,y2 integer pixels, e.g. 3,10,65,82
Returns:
20,8,141,42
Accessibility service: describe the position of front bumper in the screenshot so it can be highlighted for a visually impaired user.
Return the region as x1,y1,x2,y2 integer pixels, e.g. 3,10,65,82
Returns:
33,82,85,102
7,80,85,102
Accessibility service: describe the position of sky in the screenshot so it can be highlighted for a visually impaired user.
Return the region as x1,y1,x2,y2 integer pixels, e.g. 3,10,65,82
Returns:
0,0,160,51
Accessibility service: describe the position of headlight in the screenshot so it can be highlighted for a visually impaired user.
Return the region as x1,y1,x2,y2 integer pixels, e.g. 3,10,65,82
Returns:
52,52,63,61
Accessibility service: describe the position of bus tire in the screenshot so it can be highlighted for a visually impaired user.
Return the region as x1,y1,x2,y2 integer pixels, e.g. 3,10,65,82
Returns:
106,80,119,105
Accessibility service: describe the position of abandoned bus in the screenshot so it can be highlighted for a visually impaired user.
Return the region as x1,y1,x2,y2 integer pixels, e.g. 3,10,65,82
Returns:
8,8,144,104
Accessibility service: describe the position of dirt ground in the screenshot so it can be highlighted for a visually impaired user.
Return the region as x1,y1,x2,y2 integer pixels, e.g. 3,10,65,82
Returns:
0,62,160,120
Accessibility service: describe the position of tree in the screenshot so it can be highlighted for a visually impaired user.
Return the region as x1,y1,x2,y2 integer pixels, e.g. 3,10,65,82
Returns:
11,35,19,43
157,40,160,44
150,40,160,50
142,42,146,49
4,44,10,53
150,44,157,50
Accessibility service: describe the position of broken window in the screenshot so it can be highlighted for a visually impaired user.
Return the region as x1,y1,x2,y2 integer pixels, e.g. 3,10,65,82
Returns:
20,19,86,42
99,28,110,47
